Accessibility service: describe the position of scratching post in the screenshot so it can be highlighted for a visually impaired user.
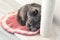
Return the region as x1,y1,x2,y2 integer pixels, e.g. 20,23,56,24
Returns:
40,0,55,37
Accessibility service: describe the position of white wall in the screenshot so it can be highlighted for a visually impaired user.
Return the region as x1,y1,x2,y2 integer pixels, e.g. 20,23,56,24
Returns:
53,0,60,25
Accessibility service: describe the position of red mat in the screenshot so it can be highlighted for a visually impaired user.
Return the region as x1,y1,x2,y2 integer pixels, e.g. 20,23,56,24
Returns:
0,12,40,36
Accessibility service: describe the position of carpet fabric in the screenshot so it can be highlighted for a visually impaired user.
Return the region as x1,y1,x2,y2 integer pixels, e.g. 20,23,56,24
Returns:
0,12,39,36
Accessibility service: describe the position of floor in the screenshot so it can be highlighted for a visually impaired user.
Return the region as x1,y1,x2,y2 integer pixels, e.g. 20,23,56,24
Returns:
14,23,60,40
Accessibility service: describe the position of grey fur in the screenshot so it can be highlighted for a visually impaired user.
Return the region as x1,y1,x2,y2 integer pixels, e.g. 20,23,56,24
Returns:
17,3,41,32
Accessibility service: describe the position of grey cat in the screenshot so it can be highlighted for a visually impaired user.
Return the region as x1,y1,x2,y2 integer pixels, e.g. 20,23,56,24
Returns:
17,3,41,32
